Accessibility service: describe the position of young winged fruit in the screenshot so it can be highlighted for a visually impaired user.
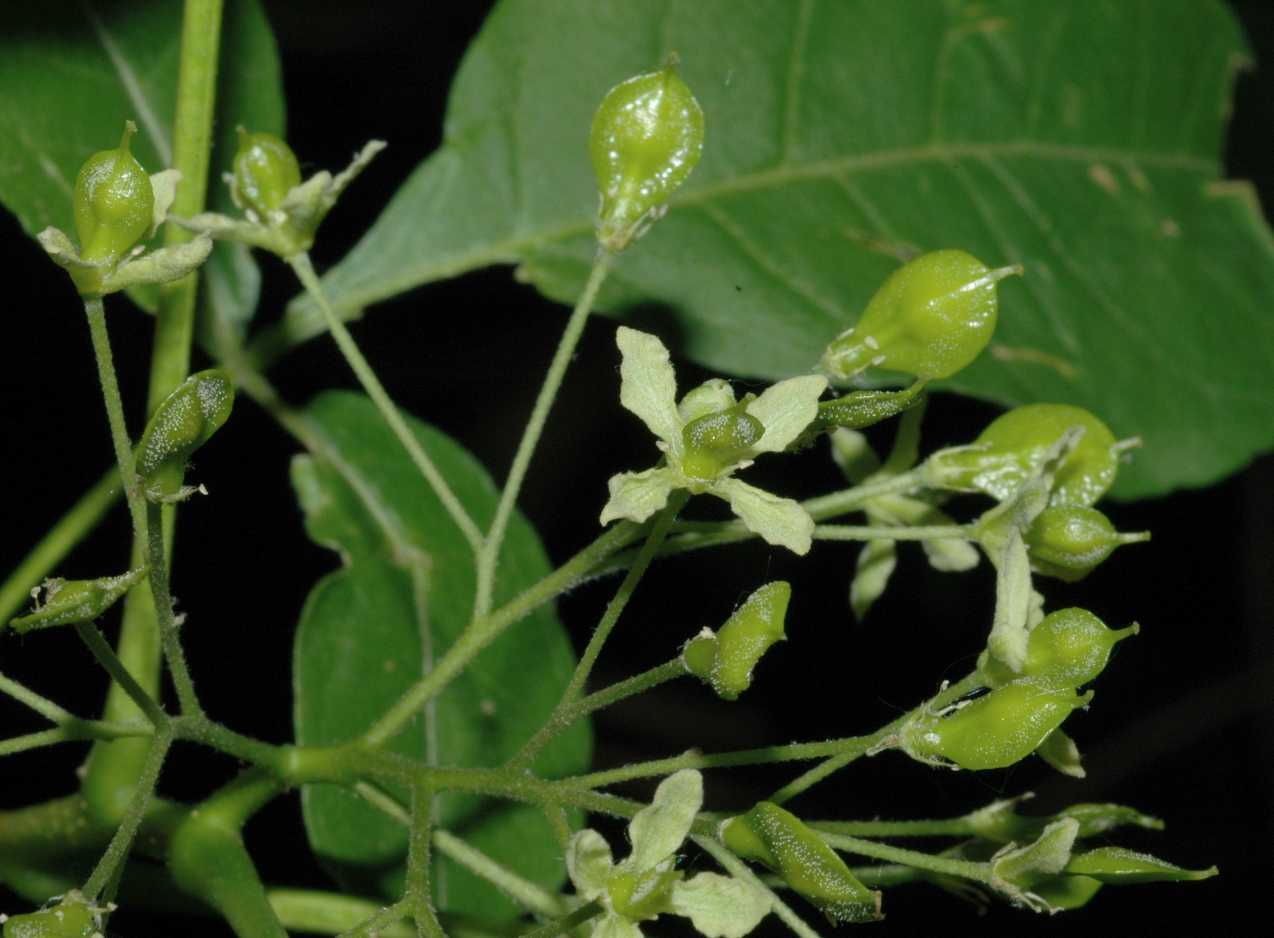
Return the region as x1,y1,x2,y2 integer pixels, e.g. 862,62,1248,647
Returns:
980,608,1138,690
8,568,146,634
135,369,235,501
926,403,1122,506
684,581,790,700
73,121,154,264
590,60,704,252
232,127,302,218
1024,506,1149,581
820,249,1020,382
721,802,881,924
2,893,99,938
901,682,1092,770
681,403,765,480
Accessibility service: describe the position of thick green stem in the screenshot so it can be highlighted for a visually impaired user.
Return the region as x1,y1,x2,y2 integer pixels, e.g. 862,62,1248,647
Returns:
83,297,144,538
73,621,168,728
0,468,120,625
817,831,991,883
86,0,224,819
508,657,687,773
144,502,201,716
475,251,613,617
769,672,983,804
812,524,969,542
289,252,483,554
363,520,641,747
81,728,173,900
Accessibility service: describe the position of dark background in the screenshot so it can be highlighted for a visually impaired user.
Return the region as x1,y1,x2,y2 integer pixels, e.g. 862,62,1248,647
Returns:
2,2,1271,936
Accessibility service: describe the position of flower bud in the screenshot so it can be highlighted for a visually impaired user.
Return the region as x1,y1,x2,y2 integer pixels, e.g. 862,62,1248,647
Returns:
926,404,1123,507
721,802,881,924
901,682,1092,771
135,369,235,501
590,60,704,252
821,250,1020,382
1024,506,1149,581
73,121,155,264
233,127,302,218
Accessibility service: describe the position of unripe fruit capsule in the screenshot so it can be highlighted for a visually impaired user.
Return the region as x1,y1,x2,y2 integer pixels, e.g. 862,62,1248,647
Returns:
980,607,1138,690
590,61,704,252
73,121,155,264
821,250,1020,382
135,369,235,500
1024,505,1149,582
233,127,302,217
902,681,1092,770
681,403,763,480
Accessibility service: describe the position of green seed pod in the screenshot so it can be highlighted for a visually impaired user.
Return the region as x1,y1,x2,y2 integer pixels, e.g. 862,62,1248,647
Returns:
2,893,99,938
9,568,146,634
901,682,1092,771
135,369,235,501
681,403,764,480
1019,608,1137,690
721,802,881,924
1034,727,1086,778
590,60,704,252
1024,505,1149,581
233,127,302,217
73,121,155,264
820,250,1020,382
1063,847,1218,884
1028,873,1104,911
967,799,1164,845
793,384,926,450
928,403,1121,507
686,582,790,701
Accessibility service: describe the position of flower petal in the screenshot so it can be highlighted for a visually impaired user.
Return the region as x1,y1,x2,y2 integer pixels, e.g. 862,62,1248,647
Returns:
670,873,771,938
600,468,676,525
744,375,826,454
713,479,814,555
617,327,682,454
626,769,702,872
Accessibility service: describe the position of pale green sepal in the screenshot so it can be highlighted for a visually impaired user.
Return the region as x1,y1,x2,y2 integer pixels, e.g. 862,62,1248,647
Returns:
279,140,387,242
617,327,682,454
593,912,645,938
985,527,1032,673
990,818,1080,913
625,769,703,873
567,828,615,900
714,479,814,555
36,226,104,273
830,428,881,483
679,379,737,424
744,375,826,453
600,467,676,525
172,212,284,252
1036,728,1085,779
102,235,214,293
148,169,183,237
669,872,771,938
850,538,896,621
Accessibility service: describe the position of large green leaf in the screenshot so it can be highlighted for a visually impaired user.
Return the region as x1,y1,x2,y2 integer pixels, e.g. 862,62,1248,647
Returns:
0,0,283,330
292,392,590,922
281,0,1274,498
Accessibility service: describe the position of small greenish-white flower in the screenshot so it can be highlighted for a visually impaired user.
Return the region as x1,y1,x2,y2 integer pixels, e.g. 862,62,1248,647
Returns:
174,132,385,259
601,327,826,554
566,770,770,938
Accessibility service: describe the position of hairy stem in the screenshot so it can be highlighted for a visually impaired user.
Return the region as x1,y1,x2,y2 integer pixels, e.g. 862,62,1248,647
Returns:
289,251,483,554
266,891,415,938
812,523,969,541
73,621,168,728
475,251,613,617
86,0,224,814
517,903,603,938
144,502,201,716
83,297,144,539
817,831,992,883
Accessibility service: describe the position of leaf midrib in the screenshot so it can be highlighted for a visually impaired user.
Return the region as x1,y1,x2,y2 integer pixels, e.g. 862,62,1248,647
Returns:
313,137,1215,321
